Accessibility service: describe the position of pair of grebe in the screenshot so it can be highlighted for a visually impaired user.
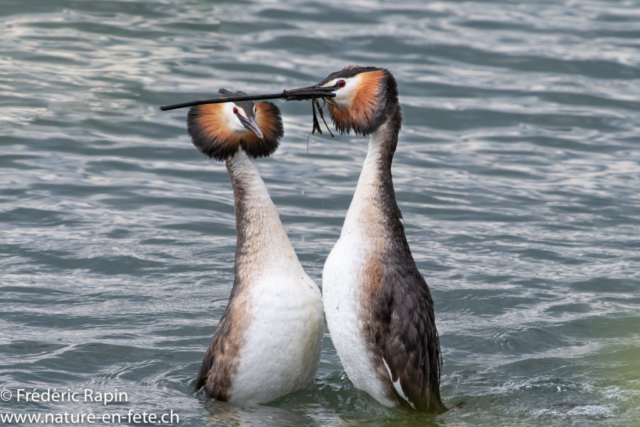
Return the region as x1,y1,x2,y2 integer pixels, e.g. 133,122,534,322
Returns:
162,67,445,413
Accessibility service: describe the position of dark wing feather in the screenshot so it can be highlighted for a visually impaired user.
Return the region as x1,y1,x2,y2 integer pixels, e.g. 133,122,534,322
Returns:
196,287,246,401
381,265,445,413
364,221,446,413
195,313,232,399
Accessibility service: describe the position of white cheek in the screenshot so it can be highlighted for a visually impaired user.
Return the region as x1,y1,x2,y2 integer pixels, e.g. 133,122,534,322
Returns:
324,75,362,108
224,103,248,133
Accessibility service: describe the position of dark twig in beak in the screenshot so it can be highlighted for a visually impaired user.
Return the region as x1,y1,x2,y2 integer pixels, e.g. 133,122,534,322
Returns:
159,87,337,111
160,82,342,143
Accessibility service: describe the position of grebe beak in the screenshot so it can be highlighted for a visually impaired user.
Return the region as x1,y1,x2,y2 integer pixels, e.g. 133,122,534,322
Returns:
280,84,338,100
238,115,263,140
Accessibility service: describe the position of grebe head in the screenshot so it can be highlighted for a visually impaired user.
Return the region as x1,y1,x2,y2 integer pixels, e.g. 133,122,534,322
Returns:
285,66,399,136
187,89,283,161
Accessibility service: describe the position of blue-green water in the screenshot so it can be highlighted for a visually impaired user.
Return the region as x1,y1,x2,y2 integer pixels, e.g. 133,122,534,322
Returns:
1,0,640,425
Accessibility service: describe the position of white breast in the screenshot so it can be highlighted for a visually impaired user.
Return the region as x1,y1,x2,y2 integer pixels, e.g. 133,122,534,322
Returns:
322,124,398,407
229,266,324,404
322,230,396,407
216,150,324,404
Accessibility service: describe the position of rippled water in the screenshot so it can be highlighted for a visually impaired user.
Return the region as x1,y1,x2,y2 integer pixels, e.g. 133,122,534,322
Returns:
2,0,640,425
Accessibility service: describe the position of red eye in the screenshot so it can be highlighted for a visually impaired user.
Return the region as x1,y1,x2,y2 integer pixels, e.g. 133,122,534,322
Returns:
337,80,346,88
233,107,238,114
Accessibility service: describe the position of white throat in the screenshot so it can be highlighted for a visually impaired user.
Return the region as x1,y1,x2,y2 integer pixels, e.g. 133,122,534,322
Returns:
226,149,299,280
341,123,388,235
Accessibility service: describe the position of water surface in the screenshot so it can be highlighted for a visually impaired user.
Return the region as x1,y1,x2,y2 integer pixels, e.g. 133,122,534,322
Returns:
1,0,640,425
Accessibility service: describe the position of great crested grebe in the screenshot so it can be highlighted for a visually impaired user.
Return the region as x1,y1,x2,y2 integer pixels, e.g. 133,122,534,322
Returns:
281,67,446,413
172,89,324,404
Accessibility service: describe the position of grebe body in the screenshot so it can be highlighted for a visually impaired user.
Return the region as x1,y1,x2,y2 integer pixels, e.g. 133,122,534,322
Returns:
183,91,323,404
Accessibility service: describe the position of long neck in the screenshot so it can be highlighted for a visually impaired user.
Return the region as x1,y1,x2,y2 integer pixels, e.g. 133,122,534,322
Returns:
343,106,403,238
226,149,298,285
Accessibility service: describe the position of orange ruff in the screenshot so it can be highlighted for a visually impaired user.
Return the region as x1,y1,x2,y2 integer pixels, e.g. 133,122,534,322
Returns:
195,103,239,153
242,102,280,152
